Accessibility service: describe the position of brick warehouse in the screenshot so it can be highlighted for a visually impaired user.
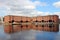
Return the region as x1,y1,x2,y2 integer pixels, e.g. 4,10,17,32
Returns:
3,15,59,33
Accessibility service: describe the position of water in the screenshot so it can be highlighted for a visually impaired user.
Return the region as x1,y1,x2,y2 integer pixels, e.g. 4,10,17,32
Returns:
0,24,60,40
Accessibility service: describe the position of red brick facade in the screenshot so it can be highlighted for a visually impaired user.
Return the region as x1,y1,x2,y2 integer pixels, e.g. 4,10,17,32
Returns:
4,15,59,33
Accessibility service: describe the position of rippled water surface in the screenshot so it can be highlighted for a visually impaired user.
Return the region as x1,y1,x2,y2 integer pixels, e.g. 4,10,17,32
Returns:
0,24,60,40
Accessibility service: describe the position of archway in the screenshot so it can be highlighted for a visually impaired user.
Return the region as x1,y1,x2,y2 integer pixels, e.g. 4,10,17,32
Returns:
49,20,52,22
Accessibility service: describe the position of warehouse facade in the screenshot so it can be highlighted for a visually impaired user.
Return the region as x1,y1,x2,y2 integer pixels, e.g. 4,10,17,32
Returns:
4,15,59,33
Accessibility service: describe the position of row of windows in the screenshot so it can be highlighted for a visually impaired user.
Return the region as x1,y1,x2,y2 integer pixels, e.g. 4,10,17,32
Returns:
35,24,54,28
20,25,28,28
34,20,54,22
9,20,54,23
13,24,54,28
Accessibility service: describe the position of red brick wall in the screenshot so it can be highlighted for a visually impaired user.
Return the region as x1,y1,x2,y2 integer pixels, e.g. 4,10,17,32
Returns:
4,15,59,33
4,15,59,23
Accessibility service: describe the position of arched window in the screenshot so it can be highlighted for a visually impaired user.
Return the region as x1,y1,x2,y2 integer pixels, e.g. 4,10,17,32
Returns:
20,20,23,22
49,20,52,22
35,20,38,22
26,20,28,22
21,25,23,28
42,25,44,27
39,21,41,22
9,21,11,23
44,21,46,22
49,24,52,28
12,20,14,23
42,20,44,22
36,25,38,27
26,25,28,27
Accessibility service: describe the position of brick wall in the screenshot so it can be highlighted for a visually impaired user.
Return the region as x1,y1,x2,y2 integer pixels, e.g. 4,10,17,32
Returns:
4,15,59,33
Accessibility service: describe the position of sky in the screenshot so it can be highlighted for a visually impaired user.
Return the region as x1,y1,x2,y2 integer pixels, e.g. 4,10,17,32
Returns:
0,0,60,18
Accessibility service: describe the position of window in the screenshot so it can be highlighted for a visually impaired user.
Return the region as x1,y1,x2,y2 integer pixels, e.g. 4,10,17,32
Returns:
21,25,23,28
49,24,52,28
26,25,28,27
44,21,46,22
26,20,28,22
9,21,11,23
36,25,38,27
42,25,44,27
42,20,44,22
35,20,38,22
12,20,14,22
39,21,41,22
49,20,52,22
20,20,23,22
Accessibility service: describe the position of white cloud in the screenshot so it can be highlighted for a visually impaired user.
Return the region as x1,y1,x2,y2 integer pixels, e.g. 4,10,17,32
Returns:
7,0,35,9
1,0,60,18
53,1,60,8
0,0,47,16
53,12,60,18
24,6,35,9
34,1,47,6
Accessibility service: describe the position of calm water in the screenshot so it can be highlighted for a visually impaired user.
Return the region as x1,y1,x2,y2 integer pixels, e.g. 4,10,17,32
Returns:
0,24,60,40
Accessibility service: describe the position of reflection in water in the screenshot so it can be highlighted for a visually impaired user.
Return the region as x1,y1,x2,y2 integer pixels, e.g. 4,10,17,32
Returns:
0,24,60,40
4,23,59,33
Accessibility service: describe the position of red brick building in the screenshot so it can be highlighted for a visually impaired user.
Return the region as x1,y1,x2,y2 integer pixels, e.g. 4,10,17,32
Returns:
4,15,59,33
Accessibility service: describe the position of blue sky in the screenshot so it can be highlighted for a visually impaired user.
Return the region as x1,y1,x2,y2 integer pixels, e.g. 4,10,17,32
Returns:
0,0,60,17
37,0,60,12
32,0,60,12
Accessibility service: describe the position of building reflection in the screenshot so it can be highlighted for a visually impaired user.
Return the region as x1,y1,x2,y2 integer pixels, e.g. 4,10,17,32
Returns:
4,24,59,33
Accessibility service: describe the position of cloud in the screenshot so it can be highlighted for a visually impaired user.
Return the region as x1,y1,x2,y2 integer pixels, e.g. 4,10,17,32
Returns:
6,0,35,9
0,0,47,16
53,1,60,8
34,1,47,6
1,0,60,18
24,6,35,9
53,12,60,18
